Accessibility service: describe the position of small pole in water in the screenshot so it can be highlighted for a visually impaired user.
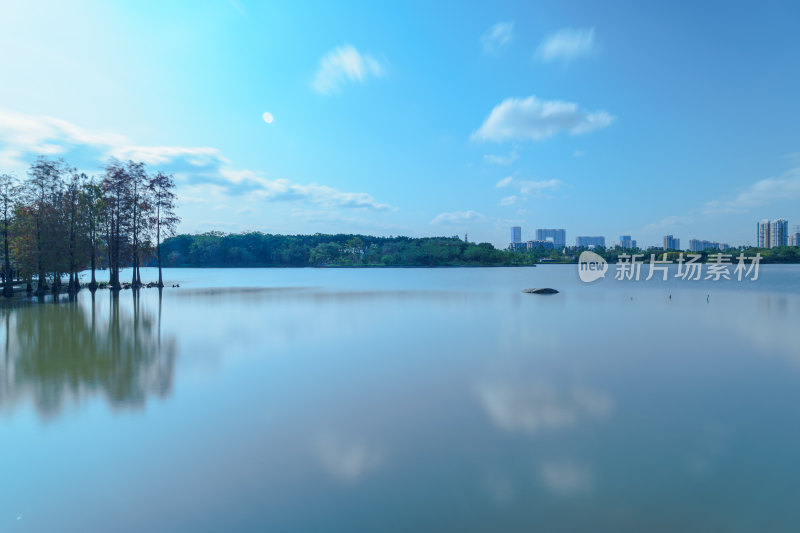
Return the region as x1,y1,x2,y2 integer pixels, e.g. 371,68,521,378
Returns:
707,294,709,303
669,294,672,300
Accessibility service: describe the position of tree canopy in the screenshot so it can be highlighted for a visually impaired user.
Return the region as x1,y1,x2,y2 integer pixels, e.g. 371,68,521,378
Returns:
1,156,179,296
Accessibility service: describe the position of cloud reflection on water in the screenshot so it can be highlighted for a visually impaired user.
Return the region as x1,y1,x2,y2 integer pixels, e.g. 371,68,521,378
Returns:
476,382,612,434
312,432,383,484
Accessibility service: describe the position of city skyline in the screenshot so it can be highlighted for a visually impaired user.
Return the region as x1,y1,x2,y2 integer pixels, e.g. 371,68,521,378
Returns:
1,1,799,250
508,218,796,251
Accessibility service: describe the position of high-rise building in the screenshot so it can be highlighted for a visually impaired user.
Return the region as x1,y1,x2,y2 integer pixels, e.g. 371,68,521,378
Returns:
757,219,771,248
619,235,636,250
770,218,788,248
663,235,680,250
689,239,721,252
575,236,605,248
535,228,566,247
789,229,800,247
510,226,521,244
758,218,790,248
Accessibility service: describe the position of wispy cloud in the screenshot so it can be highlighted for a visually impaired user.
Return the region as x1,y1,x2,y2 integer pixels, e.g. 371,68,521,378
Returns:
111,146,229,167
472,95,615,143
535,27,596,63
496,175,564,198
481,22,514,53
0,108,394,212
430,210,485,225
638,215,692,234
484,147,519,165
312,44,386,95
703,165,800,215
499,195,519,206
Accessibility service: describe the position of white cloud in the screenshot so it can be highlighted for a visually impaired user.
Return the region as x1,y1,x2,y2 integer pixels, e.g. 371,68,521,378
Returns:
484,148,519,166
430,210,485,225
472,95,615,142
496,175,563,199
500,195,519,206
252,179,394,211
703,165,800,215
312,44,386,95
517,179,564,196
481,22,514,53
535,27,596,62
638,215,692,234
111,145,229,166
0,108,394,212
495,176,514,188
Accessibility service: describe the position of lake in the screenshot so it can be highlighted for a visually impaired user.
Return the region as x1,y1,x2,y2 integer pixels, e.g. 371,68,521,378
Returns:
2,265,800,532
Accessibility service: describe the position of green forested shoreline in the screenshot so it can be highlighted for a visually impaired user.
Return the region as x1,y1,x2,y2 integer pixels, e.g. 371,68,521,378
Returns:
158,232,533,267
158,232,800,268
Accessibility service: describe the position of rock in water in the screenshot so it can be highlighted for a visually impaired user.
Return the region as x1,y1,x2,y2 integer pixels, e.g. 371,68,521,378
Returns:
522,288,559,294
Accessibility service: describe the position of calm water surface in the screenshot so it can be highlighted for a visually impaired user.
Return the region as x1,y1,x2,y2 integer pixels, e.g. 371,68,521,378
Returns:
2,266,800,532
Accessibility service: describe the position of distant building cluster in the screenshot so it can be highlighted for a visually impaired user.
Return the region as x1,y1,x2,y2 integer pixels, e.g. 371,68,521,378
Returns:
508,218,799,252
688,239,728,252
619,235,637,250
663,235,680,250
575,236,605,248
535,229,566,247
509,226,561,251
757,218,789,248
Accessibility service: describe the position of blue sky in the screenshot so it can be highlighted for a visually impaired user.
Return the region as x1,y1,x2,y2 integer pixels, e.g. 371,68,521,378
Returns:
1,0,799,248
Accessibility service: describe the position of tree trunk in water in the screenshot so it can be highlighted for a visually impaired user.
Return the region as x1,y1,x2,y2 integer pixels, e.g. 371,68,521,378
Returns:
36,272,48,296
131,252,137,287
90,248,97,291
111,218,121,291
2,218,12,298
157,239,164,288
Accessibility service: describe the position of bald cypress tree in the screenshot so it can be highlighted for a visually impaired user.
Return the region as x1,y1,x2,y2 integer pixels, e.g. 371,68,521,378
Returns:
0,174,16,297
149,171,179,288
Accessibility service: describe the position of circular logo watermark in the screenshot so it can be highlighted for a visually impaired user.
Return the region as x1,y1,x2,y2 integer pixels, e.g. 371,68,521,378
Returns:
578,251,608,283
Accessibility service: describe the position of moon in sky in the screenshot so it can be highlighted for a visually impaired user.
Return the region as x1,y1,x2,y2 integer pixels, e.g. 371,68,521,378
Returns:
262,112,274,124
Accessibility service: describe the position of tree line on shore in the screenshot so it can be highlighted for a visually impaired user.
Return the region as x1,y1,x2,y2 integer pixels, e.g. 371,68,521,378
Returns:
161,232,800,268
0,156,179,297
159,232,532,267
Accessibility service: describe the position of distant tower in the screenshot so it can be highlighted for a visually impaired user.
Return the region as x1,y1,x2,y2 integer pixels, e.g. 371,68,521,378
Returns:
770,218,788,248
510,226,521,244
464,233,468,243
757,219,770,248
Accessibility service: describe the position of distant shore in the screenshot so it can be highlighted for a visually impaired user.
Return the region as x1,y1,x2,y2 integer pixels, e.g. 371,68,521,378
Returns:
156,232,800,268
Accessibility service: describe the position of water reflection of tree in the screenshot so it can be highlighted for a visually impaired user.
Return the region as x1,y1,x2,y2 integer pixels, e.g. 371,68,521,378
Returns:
0,291,177,417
